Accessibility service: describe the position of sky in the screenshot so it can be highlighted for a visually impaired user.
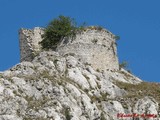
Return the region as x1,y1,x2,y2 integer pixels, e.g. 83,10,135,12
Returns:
0,0,160,82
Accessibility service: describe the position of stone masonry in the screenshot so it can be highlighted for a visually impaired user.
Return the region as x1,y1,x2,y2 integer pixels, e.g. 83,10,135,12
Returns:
19,27,119,71
19,27,44,62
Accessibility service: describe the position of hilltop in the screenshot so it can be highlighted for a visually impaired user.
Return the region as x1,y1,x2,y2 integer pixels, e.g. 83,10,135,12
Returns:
0,25,159,120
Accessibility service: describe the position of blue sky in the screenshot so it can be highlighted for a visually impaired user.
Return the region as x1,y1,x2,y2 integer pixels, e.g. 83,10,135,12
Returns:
0,0,160,82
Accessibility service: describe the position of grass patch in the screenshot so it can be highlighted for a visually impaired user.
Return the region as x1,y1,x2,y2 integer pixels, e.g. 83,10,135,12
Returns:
100,112,106,120
90,92,109,104
115,81,160,102
25,95,50,111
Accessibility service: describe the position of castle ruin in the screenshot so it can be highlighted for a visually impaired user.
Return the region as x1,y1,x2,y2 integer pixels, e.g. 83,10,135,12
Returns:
19,27,119,71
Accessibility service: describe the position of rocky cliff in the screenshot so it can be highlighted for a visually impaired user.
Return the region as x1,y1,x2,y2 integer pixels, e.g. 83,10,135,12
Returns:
0,27,160,120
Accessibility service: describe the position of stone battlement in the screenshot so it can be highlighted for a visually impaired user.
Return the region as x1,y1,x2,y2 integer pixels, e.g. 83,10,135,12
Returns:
19,27,119,71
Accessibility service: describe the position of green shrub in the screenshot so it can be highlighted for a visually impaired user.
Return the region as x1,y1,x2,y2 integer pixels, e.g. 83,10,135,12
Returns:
119,61,128,69
114,35,120,40
96,26,103,31
100,112,106,120
39,15,78,50
119,61,132,73
65,108,72,120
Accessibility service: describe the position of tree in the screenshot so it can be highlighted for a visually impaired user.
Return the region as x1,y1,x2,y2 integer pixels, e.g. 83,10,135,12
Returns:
39,15,77,50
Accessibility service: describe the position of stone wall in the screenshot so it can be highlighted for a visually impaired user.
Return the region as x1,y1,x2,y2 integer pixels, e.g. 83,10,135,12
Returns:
57,28,119,71
19,27,119,71
19,27,44,62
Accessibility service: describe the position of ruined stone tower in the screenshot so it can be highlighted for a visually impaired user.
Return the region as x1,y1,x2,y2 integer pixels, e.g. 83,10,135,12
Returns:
19,27,44,62
19,27,119,71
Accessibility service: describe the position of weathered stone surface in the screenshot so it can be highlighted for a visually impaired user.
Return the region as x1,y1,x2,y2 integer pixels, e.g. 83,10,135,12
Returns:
133,97,159,120
0,26,159,120
19,27,119,71
19,27,44,62
0,51,159,120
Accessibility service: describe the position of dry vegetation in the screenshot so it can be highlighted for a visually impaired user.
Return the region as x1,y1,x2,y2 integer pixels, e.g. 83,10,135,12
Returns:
115,81,160,102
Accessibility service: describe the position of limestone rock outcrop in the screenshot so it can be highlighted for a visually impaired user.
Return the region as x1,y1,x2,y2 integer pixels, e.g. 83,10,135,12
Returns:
0,27,159,120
